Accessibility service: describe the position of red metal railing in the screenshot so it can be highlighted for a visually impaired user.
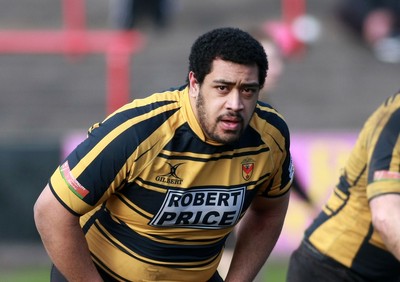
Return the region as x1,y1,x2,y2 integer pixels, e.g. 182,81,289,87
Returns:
0,0,145,114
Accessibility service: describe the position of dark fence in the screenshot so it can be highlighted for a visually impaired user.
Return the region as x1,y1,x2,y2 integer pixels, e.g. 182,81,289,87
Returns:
0,141,60,241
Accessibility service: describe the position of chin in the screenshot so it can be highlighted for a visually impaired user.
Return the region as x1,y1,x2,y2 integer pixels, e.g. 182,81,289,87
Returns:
221,133,241,144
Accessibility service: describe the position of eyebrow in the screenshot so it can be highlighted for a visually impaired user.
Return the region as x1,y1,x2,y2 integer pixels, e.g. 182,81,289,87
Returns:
213,79,260,88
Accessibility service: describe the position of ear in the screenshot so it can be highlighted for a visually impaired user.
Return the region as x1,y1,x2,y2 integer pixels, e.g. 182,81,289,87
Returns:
188,71,199,97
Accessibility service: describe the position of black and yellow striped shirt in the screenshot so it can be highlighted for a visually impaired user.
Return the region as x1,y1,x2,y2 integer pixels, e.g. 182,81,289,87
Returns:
50,85,292,281
305,93,400,280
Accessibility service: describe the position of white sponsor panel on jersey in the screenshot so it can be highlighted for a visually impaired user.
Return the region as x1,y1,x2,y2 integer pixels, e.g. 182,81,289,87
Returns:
150,187,245,229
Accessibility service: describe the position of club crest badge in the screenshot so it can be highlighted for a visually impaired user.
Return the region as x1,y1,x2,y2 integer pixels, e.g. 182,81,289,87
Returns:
241,158,255,181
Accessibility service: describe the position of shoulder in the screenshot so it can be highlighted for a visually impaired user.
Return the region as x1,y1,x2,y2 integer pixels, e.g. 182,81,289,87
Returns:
106,86,186,122
127,86,184,112
89,87,187,139
252,101,290,141
363,92,400,141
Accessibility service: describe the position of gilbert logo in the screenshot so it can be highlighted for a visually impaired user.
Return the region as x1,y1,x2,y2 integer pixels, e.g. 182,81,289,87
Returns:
155,162,184,185
241,158,255,180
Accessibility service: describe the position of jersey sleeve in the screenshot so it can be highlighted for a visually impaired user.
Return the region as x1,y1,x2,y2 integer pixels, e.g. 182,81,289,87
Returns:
49,114,136,215
258,109,293,198
263,143,293,198
367,96,400,200
49,92,183,215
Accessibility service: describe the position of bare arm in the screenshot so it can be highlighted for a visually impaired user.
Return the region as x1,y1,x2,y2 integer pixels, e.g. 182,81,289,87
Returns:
33,184,103,281
224,192,290,282
370,193,400,261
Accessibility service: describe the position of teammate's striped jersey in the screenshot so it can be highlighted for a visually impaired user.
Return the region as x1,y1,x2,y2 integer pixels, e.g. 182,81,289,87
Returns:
305,93,400,280
49,85,293,281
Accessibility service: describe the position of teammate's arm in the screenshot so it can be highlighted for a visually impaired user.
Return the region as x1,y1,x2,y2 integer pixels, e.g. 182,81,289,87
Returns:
34,184,103,281
224,192,290,282
370,193,400,261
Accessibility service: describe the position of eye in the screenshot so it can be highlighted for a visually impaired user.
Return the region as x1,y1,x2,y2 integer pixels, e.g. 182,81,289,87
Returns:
216,85,229,93
242,87,257,97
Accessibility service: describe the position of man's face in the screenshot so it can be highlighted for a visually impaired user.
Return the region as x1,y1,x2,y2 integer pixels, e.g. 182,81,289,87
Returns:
189,58,260,144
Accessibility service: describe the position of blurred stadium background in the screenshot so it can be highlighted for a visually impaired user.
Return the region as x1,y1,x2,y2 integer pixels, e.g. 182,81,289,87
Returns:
0,0,399,281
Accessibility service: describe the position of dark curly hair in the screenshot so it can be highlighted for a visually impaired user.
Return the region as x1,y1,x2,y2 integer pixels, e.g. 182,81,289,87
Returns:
187,27,268,87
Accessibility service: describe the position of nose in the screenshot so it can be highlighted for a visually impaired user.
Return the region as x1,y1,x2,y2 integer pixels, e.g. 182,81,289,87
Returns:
226,90,244,111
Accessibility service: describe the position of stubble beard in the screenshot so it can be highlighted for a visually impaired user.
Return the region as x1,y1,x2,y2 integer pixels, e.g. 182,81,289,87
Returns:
196,91,243,144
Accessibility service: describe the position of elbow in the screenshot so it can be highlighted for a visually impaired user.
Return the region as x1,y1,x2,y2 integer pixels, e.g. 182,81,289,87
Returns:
33,185,54,235
371,212,390,239
33,196,46,235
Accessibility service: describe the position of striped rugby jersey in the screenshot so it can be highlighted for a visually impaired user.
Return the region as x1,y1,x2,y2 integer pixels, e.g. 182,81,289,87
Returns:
305,93,400,280
49,85,292,281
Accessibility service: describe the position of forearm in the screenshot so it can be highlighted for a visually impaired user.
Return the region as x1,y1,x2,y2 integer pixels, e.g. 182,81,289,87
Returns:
370,194,400,261
34,186,103,281
377,217,400,261
224,195,289,282
39,220,102,281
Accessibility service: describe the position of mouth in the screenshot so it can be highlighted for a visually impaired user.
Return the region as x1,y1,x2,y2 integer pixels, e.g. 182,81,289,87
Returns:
219,115,243,131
